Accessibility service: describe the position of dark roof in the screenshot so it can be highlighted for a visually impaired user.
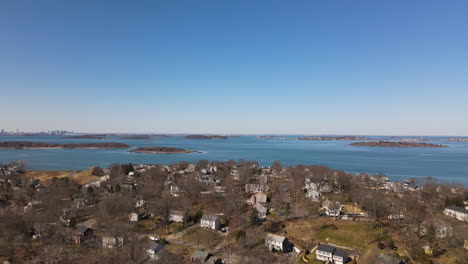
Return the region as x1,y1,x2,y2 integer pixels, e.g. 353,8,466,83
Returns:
317,244,335,253
447,205,468,214
146,241,163,252
334,248,348,258
75,226,92,233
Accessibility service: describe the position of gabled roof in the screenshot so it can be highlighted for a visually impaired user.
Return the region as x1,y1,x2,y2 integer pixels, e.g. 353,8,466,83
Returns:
146,241,163,252
265,233,285,243
317,244,335,253
201,215,219,221
75,226,92,233
333,248,347,258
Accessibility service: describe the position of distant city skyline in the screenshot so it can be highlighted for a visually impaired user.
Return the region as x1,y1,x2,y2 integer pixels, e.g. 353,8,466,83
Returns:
1,1,468,136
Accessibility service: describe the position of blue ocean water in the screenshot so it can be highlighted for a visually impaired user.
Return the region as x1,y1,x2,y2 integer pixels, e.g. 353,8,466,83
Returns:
0,135,467,185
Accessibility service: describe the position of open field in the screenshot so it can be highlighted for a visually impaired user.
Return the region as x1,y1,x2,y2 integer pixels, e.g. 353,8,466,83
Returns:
284,217,381,251
24,170,77,181
70,169,100,185
181,227,224,249
165,243,194,256
23,169,100,185
314,221,381,249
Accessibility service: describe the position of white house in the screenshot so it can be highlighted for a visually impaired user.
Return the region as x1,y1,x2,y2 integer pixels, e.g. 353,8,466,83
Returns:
322,199,342,217
169,209,187,223
201,215,221,230
102,236,124,248
306,189,321,201
129,212,139,223
245,184,269,193
316,244,348,264
265,234,293,252
251,192,267,204
304,178,318,191
444,206,468,222
316,244,334,262
254,203,268,220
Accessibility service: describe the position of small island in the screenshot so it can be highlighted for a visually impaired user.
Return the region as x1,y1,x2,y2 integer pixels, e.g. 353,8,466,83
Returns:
185,135,228,139
298,136,377,141
130,146,199,154
0,141,130,149
350,141,448,148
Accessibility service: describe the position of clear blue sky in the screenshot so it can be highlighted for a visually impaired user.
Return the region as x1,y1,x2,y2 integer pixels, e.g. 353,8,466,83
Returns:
1,0,467,135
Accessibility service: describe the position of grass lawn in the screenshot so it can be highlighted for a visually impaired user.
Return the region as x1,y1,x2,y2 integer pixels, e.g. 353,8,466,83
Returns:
181,227,224,248
155,222,185,236
165,243,194,256
314,222,381,249
284,217,382,251
136,219,154,232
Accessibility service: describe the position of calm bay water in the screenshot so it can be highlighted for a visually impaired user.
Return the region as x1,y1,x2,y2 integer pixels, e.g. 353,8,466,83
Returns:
0,135,467,185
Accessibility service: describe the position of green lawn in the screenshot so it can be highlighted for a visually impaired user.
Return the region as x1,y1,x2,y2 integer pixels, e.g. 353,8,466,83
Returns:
314,222,381,249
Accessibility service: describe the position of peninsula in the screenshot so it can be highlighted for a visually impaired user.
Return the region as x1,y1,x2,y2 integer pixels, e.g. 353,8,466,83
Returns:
185,135,228,139
129,146,199,154
350,141,448,148
298,136,377,141
0,141,131,149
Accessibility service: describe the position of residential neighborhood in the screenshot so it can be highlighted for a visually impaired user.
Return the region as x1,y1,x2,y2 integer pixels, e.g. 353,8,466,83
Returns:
0,160,467,263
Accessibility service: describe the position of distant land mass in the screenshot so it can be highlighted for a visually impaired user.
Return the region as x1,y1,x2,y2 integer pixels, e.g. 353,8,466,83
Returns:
443,138,468,142
298,136,377,141
64,135,105,139
130,146,199,154
350,141,448,148
0,141,130,149
257,136,296,140
119,135,151,140
388,137,427,142
185,135,228,139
